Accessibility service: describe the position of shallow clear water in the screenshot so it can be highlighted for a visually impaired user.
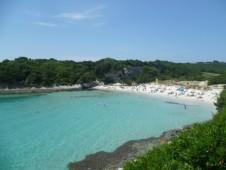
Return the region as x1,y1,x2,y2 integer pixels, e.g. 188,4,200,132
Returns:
0,90,215,170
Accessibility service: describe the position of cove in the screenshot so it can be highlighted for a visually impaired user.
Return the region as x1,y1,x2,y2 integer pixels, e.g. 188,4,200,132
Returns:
0,90,215,170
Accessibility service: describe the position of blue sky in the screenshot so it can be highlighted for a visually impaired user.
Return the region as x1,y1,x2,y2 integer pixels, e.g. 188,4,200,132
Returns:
0,0,226,62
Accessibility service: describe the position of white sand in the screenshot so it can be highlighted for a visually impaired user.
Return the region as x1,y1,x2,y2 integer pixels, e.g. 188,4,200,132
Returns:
93,83,224,106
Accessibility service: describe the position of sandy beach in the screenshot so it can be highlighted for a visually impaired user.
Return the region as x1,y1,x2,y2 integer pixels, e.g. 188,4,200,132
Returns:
1,83,223,106
93,83,224,105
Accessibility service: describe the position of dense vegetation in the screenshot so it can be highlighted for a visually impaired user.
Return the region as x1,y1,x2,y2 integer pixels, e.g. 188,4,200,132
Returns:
209,72,226,85
124,88,226,170
0,57,226,88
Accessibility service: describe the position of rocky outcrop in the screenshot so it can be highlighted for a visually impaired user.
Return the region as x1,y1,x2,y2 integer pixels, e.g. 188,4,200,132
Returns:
0,85,81,94
68,128,183,170
81,82,98,89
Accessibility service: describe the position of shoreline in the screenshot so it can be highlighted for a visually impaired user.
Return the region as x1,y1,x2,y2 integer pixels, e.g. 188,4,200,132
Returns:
0,85,82,94
0,83,223,106
68,125,192,170
93,83,224,106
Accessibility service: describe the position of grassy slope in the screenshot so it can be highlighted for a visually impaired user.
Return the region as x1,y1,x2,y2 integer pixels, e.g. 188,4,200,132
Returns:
124,89,226,170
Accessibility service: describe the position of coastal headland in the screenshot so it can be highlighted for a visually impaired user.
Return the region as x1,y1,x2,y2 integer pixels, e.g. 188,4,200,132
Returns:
68,126,192,170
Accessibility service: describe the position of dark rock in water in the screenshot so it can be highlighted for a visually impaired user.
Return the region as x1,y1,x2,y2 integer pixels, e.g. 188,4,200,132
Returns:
161,129,181,141
165,101,190,110
183,124,193,130
81,82,98,89
68,128,182,170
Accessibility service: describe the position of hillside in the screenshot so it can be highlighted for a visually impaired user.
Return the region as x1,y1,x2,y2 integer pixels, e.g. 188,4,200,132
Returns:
0,57,226,88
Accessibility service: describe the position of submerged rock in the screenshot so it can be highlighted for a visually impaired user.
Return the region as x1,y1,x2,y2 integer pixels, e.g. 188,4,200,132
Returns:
68,129,182,170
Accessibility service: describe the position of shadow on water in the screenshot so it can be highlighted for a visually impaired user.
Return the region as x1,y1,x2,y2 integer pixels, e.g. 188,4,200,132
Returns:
69,90,118,99
0,93,45,104
165,101,195,110
0,90,119,104
70,94,110,99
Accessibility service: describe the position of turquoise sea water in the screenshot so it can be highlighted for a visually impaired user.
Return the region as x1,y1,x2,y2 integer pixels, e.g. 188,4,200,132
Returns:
0,90,215,170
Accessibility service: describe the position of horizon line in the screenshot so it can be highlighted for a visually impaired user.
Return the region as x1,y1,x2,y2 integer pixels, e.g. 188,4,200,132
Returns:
0,56,225,64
